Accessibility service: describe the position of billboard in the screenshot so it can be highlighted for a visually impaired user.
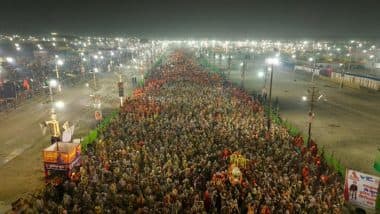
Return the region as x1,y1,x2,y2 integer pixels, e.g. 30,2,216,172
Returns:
344,169,380,209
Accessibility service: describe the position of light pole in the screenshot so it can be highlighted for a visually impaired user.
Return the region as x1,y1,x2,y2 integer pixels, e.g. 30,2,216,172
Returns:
339,63,345,88
56,59,64,91
265,57,279,130
308,57,316,82
118,74,124,107
304,85,319,147
49,79,58,104
369,54,375,72
45,79,63,145
240,60,247,88
93,68,99,90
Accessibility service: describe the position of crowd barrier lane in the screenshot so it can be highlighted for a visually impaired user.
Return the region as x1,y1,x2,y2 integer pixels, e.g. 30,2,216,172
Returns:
80,55,166,152
81,110,118,152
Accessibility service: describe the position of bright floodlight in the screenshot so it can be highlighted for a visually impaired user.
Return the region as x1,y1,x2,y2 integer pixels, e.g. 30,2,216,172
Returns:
6,57,14,63
265,57,279,65
85,83,89,87
292,54,296,59
369,55,375,59
57,59,64,66
258,71,265,78
302,96,308,101
308,57,314,62
55,101,65,109
110,51,114,56
49,79,58,87
94,68,99,73
93,55,99,59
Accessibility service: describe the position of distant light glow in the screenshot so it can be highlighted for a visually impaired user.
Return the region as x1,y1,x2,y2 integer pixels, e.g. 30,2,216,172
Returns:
57,59,64,66
302,96,307,101
258,71,265,78
6,57,14,63
265,57,279,65
49,79,58,88
55,101,65,109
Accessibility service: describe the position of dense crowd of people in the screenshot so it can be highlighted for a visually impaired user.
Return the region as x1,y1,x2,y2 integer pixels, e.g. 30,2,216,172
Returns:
9,50,344,213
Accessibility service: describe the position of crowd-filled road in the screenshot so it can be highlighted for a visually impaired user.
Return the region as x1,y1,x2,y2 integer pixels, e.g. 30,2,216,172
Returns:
0,72,131,212
221,55,380,175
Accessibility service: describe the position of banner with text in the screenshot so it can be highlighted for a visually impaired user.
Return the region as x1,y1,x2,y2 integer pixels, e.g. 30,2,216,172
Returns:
344,169,379,209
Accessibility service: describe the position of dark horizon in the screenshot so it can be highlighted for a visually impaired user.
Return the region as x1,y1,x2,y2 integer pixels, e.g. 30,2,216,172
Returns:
1,0,380,39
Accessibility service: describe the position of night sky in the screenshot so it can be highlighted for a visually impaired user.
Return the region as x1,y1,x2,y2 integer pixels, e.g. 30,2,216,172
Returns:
0,0,379,39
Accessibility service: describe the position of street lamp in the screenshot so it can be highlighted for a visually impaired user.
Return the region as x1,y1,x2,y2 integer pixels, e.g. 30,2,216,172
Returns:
15,44,21,51
303,86,319,147
265,57,280,130
49,79,58,103
308,57,316,82
6,57,14,63
54,100,65,109
93,68,99,90
369,55,375,72
55,59,64,92
57,59,64,66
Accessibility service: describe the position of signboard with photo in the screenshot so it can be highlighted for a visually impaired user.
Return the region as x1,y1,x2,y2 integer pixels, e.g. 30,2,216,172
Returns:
344,169,380,209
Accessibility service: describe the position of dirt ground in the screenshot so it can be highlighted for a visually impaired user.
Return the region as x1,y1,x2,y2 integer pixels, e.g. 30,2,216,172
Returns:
225,57,380,177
